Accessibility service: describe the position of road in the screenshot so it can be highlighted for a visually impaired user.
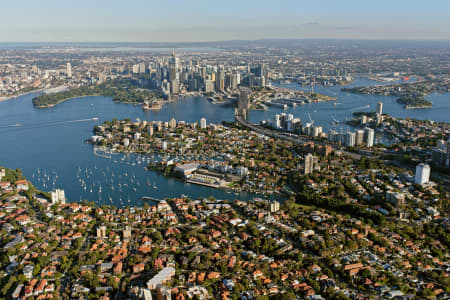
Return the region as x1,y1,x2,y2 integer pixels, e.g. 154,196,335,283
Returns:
235,116,362,159
236,116,450,188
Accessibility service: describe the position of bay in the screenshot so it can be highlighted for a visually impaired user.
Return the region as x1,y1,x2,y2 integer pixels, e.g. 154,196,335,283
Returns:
0,78,448,207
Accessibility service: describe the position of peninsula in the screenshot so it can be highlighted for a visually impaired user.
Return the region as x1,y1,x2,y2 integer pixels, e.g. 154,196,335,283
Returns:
32,79,162,108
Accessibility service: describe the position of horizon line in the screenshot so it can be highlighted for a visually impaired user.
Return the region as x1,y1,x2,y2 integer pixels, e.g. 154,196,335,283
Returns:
1,38,450,44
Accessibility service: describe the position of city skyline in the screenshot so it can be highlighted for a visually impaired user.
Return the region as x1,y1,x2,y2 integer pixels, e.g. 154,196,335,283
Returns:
1,0,450,42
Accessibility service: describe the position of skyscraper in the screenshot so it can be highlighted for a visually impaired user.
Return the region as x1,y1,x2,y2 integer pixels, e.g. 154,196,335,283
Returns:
216,68,225,91
171,79,180,95
51,189,66,204
274,114,281,128
139,62,146,74
132,64,140,74
355,129,365,146
415,163,430,185
169,118,177,129
204,80,215,93
200,118,207,129
238,88,250,120
230,73,238,90
364,127,375,147
304,153,314,175
345,132,356,147
66,62,72,77
377,102,383,115
168,51,179,82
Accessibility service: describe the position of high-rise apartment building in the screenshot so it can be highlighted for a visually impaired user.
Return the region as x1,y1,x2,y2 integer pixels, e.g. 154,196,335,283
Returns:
304,153,314,175
377,102,383,115
200,118,207,129
415,163,430,185
364,127,375,147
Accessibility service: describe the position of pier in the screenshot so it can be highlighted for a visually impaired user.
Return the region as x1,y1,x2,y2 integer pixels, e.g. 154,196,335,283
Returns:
93,146,117,159
142,196,164,203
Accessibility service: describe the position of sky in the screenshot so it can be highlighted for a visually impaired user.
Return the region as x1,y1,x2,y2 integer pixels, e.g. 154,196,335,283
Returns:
0,0,449,42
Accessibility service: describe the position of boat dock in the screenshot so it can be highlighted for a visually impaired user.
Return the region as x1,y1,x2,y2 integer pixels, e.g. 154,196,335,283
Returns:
142,196,164,203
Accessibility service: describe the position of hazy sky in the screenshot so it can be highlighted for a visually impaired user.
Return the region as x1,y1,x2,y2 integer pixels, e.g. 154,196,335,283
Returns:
1,0,449,42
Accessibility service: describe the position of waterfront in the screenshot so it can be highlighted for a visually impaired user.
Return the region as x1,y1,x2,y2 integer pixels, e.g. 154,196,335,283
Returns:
257,78,450,131
0,78,449,207
0,92,271,207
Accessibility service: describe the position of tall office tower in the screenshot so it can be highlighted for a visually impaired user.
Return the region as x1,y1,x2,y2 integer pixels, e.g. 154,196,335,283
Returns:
132,64,140,74
204,80,215,93
201,67,207,80
251,63,266,77
216,68,225,91
230,74,238,90
200,118,207,129
364,127,375,147
66,62,72,77
238,88,251,120
224,74,231,90
415,163,430,185
304,153,314,175
168,51,179,82
355,129,365,146
171,79,180,95
377,102,383,115
345,132,356,147
139,62,146,74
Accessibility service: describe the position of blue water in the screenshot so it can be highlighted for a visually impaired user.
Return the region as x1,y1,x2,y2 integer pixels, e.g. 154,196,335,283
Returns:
0,78,448,207
249,78,450,132
0,94,273,206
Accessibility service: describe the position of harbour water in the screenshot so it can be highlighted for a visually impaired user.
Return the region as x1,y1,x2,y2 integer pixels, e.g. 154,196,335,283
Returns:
255,78,450,131
0,78,448,207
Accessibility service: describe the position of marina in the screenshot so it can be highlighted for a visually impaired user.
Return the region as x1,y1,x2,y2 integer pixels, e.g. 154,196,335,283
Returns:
0,78,449,207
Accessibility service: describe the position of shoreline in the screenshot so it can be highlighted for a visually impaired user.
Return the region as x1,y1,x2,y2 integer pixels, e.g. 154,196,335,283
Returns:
0,89,42,102
405,105,432,109
35,94,165,108
34,94,102,108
